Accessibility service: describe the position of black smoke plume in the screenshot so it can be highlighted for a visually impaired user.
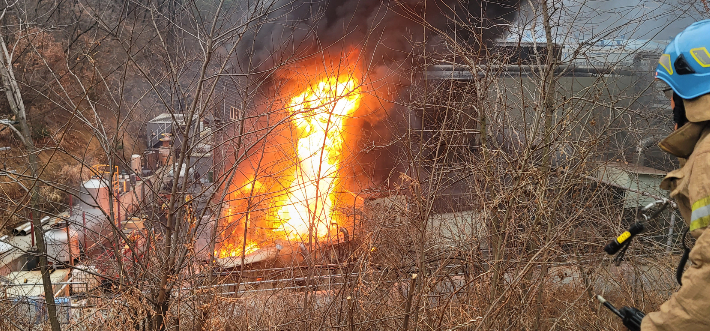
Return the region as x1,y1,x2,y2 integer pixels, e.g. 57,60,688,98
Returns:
239,0,521,73
237,0,521,188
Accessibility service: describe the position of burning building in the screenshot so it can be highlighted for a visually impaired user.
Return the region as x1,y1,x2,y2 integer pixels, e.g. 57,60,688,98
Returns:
209,0,522,266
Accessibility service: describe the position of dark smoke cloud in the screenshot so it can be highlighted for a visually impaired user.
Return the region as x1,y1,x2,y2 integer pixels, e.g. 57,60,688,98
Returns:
240,0,521,73
238,0,521,188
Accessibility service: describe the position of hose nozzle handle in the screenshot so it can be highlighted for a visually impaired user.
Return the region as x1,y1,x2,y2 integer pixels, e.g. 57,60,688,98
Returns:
604,222,644,255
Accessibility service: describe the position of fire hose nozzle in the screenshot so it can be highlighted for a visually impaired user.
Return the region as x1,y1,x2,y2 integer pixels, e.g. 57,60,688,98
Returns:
596,295,623,318
604,222,645,255
597,295,644,331
604,199,672,256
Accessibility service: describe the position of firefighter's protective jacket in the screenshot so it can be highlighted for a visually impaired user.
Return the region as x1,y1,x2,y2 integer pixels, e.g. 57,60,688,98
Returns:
642,94,710,330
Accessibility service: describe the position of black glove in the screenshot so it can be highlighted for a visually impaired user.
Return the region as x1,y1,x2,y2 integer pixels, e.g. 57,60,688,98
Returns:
619,306,645,331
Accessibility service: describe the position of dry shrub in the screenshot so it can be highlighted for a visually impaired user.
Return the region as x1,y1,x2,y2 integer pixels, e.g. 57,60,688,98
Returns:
58,163,94,187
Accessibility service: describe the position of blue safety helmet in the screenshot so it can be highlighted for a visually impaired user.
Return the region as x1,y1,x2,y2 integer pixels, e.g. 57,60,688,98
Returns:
656,19,710,100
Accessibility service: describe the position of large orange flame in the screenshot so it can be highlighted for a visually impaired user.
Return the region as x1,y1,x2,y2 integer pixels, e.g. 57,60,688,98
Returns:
217,240,260,258
216,74,361,259
276,75,361,240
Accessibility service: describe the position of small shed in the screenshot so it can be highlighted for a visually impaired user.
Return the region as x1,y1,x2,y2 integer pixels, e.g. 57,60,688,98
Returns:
594,162,668,209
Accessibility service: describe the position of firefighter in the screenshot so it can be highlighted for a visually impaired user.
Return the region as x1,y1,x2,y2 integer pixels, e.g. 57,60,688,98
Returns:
642,19,710,330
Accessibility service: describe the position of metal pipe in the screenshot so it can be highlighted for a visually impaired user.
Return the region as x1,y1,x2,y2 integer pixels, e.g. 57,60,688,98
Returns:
53,276,74,298
65,221,73,267
82,211,86,248
117,194,121,231
30,212,34,247
666,212,677,253
12,215,48,236
12,222,31,236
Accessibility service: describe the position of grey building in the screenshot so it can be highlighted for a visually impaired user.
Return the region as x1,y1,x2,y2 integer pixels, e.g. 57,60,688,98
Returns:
146,113,202,148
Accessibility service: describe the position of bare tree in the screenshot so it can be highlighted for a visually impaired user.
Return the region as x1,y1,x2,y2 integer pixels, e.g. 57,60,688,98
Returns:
0,0,705,330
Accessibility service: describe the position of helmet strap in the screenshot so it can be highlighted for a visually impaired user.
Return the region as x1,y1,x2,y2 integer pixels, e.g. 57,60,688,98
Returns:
673,92,689,128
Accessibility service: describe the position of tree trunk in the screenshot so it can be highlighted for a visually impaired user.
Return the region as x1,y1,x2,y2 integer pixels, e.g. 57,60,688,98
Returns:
533,1,558,329
0,34,62,331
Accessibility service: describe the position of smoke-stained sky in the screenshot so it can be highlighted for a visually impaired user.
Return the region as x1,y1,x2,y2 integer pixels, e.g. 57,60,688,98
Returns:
511,0,704,43
567,0,703,40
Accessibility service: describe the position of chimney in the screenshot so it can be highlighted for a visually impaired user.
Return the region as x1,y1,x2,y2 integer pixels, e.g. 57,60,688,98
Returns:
158,134,173,166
